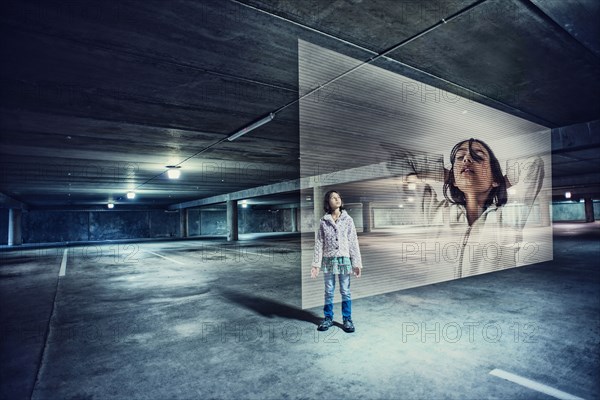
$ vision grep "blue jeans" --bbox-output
[323,272,352,319]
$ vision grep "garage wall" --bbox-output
[17,210,179,244]
[552,200,600,222]
[187,207,294,236]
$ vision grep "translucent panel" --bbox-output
[299,40,553,309]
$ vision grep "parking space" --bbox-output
[1,227,598,399]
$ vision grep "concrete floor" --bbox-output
[1,223,599,400]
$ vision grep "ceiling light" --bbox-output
[127,191,136,199]
[166,165,181,179]
[241,200,248,208]
[407,183,417,191]
[107,203,114,209]
[508,187,517,196]
[227,113,275,141]
[564,191,571,199]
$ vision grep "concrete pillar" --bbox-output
[362,201,372,233]
[291,208,298,232]
[227,200,238,241]
[313,186,324,230]
[539,195,551,227]
[8,208,22,246]
[198,210,202,236]
[180,209,188,238]
[584,197,595,223]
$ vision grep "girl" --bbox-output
[415,138,544,278]
[311,190,362,333]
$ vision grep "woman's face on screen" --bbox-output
[452,141,498,196]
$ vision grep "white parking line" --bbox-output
[201,245,272,258]
[59,249,68,277]
[144,251,186,265]
[489,369,586,400]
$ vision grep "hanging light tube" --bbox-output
[227,113,275,141]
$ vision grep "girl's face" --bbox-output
[328,192,342,211]
[452,141,499,196]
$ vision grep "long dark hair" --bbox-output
[323,190,345,213]
[443,138,507,209]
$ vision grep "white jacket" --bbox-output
[312,210,363,269]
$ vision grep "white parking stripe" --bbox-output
[59,249,68,277]
[489,369,585,400]
[145,251,186,265]
[201,245,271,258]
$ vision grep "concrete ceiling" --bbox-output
[1,0,599,210]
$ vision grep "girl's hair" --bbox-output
[323,190,345,213]
[443,138,507,209]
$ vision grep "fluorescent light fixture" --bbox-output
[565,191,571,199]
[127,191,136,199]
[227,113,275,141]
[107,203,114,209]
[166,165,181,179]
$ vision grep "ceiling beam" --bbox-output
[168,159,413,209]
[0,192,28,210]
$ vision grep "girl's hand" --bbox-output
[353,267,362,278]
[311,266,320,279]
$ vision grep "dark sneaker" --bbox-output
[317,317,333,331]
[342,318,355,333]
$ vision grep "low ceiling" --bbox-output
[1,0,599,210]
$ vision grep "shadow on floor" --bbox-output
[218,287,323,326]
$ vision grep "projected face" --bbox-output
[452,141,499,198]
[445,139,507,210]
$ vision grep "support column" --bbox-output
[362,201,372,233]
[291,208,298,232]
[584,197,595,223]
[227,200,238,241]
[198,210,202,236]
[180,209,188,238]
[8,208,22,246]
[313,186,324,230]
[539,195,551,227]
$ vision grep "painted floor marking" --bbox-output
[489,369,585,400]
[144,251,186,265]
[201,245,274,258]
[59,249,68,277]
